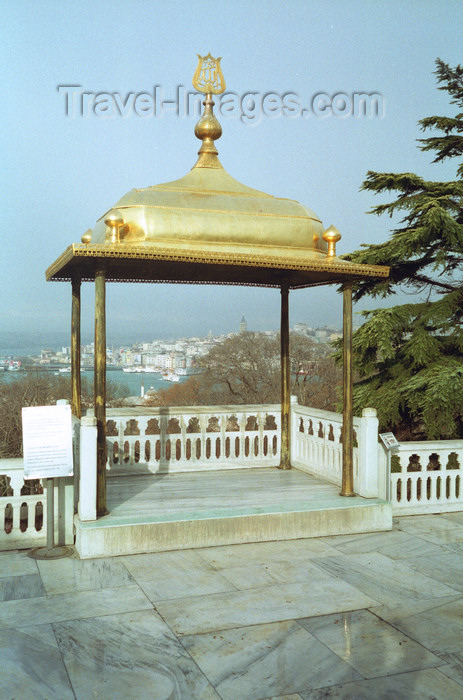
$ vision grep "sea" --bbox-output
[0,367,188,397]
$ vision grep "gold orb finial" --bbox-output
[104,210,125,244]
[322,225,342,257]
[81,229,92,245]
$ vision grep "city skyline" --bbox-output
[0,317,343,357]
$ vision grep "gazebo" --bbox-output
[46,55,389,520]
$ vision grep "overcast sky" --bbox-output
[1,0,462,349]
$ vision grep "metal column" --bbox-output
[279,282,291,469]
[341,283,355,496]
[71,273,81,419]
[95,268,107,516]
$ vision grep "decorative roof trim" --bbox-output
[46,243,389,283]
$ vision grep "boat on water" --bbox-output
[122,366,160,373]
[5,361,21,371]
[162,372,180,382]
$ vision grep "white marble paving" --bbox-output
[0,550,38,577]
[0,625,74,699]
[121,549,237,601]
[438,652,463,687]
[182,620,362,699]
[156,578,378,636]
[0,573,45,601]
[211,561,288,589]
[0,584,151,629]
[438,511,463,525]
[400,551,463,592]
[219,557,345,591]
[396,514,463,544]
[37,555,135,594]
[441,541,463,554]
[298,609,443,678]
[369,593,462,625]
[106,468,346,520]
[1,511,462,699]
[373,596,463,654]
[19,622,60,648]
[198,539,342,591]
[198,537,340,569]
[300,667,463,699]
[312,551,460,606]
[54,610,220,700]
[320,527,449,559]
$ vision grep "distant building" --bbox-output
[239,315,248,333]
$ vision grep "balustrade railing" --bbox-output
[390,440,463,514]
[291,402,380,497]
[105,405,281,473]
[3,400,462,547]
[0,458,73,550]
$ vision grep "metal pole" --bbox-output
[279,281,291,469]
[28,472,73,559]
[95,267,107,516]
[71,273,82,418]
[341,283,355,496]
[46,478,55,549]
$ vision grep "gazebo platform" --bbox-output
[75,467,392,559]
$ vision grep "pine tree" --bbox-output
[344,59,463,439]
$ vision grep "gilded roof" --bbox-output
[46,59,389,288]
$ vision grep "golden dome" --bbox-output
[46,57,389,288]
[89,155,327,264]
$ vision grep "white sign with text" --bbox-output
[22,405,74,479]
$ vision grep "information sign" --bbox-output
[379,432,399,450]
[22,405,74,479]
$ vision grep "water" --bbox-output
[106,370,189,396]
[0,367,189,397]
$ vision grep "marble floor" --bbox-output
[75,468,391,557]
[2,512,463,699]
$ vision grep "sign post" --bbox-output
[379,432,399,502]
[22,402,74,559]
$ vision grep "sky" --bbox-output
[1,0,462,350]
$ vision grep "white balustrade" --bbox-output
[0,458,73,550]
[291,402,380,498]
[390,440,463,514]
[104,405,281,474]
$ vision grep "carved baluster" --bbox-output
[199,415,208,464]
[257,412,264,460]
[239,413,246,460]
[179,415,187,465]
[12,501,22,535]
[218,412,226,464]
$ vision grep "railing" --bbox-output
[291,402,379,498]
[0,458,74,550]
[104,405,281,474]
[4,399,462,546]
[389,440,463,515]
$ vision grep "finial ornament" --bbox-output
[322,225,342,257]
[104,210,125,244]
[193,53,226,94]
[81,229,92,245]
[192,53,225,168]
